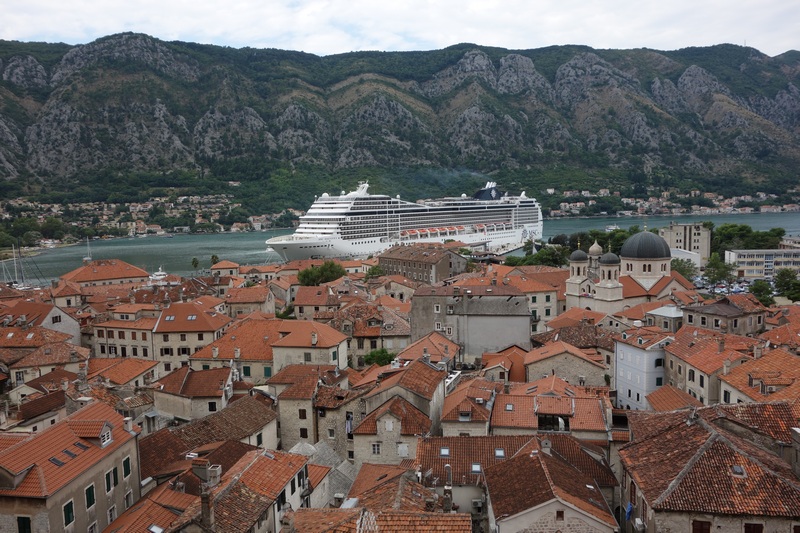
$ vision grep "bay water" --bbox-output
[15,211,800,285]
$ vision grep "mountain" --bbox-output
[1,33,799,211]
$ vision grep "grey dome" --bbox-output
[569,249,588,262]
[599,252,620,265]
[620,231,671,259]
[589,241,603,255]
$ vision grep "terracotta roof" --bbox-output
[106,482,197,533]
[348,463,408,498]
[156,366,231,398]
[307,462,332,490]
[482,345,528,382]
[268,320,348,348]
[366,359,446,401]
[315,385,369,409]
[531,323,615,352]
[413,284,523,297]
[154,301,232,333]
[356,474,439,513]
[0,402,137,498]
[545,307,608,329]
[18,390,66,420]
[614,325,672,349]
[396,332,458,364]
[441,377,501,422]
[759,323,800,349]
[485,440,616,527]
[490,393,607,432]
[139,395,277,480]
[0,326,72,348]
[190,317,286,363]
[646,384,703,411]
[0,301,59,328]
[612,301,674,321]
[523,340,606,369]
[25,367,77,393]
[621,404,800,516]
[61,259,149,283]
[410,435,535,486]
[212,260,240,269]
[224,284,270,304]
[292,508,360,533]
[718,348,800,402]
[87,357,158,385]
[352,396,431,436]
[10,342,89,369]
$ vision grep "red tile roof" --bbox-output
[646,384,703,412]
[545,307,608,329]
[156,366,231,398]
[621,404,800,516]
[10,342,89,369]
[396,332,459,364]
[61,259,149,283]
[87,357,158,385]
[154,301,232,333]
[353,396,431,436]
[366,359,447,401]
[523,340,606,369]
[0,402,137,498]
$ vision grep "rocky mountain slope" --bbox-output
[1,33,799,203]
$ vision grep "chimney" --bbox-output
[192,458,211,481]
[443,463,453,513]
[51,279,58,289]
[124,417,133,433]
[234,347,241,359]
[212,346,219,359]
[311,332,318,346]
[69,350,78,363]
[754,345,763,359]
[504,382,510,394]
[723,358,731,376]
[333,493,344,507]
[541,438,552,455]
[200,487,214,529]
[422,347,430,364]
[718,337,725,353]
[62,378,69,391]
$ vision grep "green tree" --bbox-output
[774,269,800,301]
[364,265,386,280]
[704,252,736,290]
[530,245,569,267]
[298,261,347,286]
[364,348,396,366]
[749,279,775,306]
[191,257,199,272]
[211,254,220,266]
[671,258,698,281]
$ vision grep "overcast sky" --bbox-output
[2,1,797,58]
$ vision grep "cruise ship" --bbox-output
[266,182,543,261]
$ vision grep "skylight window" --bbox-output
[187,315,197,320]
[63,449,77,459]
[440,447,450,457]
[49,457,65,467]
[26,333,34,339]
[495,448,505,458]
[505,403,513,411]
[471,463,481,473]
[165,315,175,321]
[75,442,89,450]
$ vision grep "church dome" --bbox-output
[620,231,671,259]
[589,240,603,255]
[599,252,620,265]
[569,249,588,262]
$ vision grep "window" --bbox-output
[208,401,217,412]
[198,333,204,341]
[545,294,551,303]
[131,332,137,341]
[691,521,711,533]
[328,428,335,439]
[434,322,442,331]
[678,365,682,375]
[723,390,731,403]
[471,463,481,473]
[142,332,147,341]
[85,483,96,508]
[743,525,763,533]
[243,366,251,377]
[98,330,105,338]
[700,316,707,326]
[299,409,307,419]
[699,375,705,388]
[202,364,210,370]
[125,491,133,509]
[654,358,663,367]
[495,448,505,458]
[63,500,75,527]
[123,457,131,478]
[656,377,663,386]
[17,517,32,533]
[100,430,112,447]
[107,506,116,524]
[264,367,272,378]
[434,304,441,313]
[556,510,564,521]
[300,428,308,439]
[180,333,187,341]
[372,443,381,455]
[108,330,114,339]
[440,447,450,457]
[164,363,171,372]
[52,315,62,324]
[304,352,312,362]
[688,369,695,382]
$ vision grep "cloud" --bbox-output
[2,0,797,57]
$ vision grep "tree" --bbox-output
[774,269,800,301]
[191,257,199,272]
[749,279,775,306]
[704,252,736,289]
[210,254,220,266]
[299,261,347,286]
[364,265,386,280]
[530,245,569,267]
[364,348,396,366]
[671,258,698,281]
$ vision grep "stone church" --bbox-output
[565,231,694,315]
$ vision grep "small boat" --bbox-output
[605,224,621,232]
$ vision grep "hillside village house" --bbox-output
[153,366,234,422]
[59,258,150,288]
[223,284,275,317]
[351,396,431,468]
[1,300,81,345]
[377,244,467,284]
[614,326,673,410]
[92,303,159,359]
